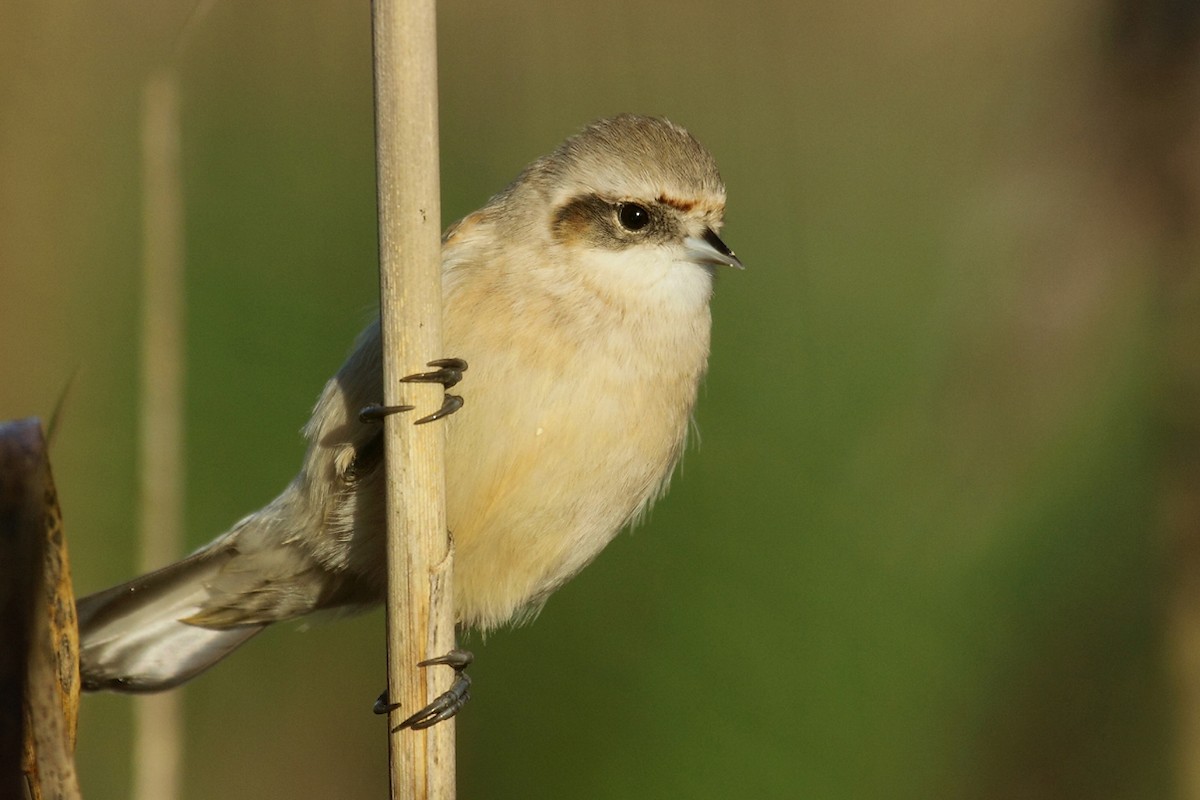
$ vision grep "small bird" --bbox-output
[77,114,741,724]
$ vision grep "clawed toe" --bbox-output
[412,393,463,425]
[359,403,415,423]
[400,358,467,390]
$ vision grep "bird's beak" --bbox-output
[685,228,744,270]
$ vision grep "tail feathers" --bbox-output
[77,546,266,693]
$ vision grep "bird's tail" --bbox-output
[76,543,266,693]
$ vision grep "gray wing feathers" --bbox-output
[77,325,388,692]
[77,545,265,692]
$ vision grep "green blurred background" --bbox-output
[3,1,1198,797]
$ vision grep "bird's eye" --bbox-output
[617,203,651,232]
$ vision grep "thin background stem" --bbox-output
[134,69,185,800]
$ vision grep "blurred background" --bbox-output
[3,0,1199,797]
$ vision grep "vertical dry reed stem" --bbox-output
[370,0,456,798]
[134,70,186,800]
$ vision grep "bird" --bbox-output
[76,114,741,725]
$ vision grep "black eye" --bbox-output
[617,203,651,232]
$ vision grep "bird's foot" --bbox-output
[373,648,474,731]
[359,358,468,425]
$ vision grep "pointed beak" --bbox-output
[684,228,744,270]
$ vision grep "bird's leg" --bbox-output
[373,648,474,731]
[359,358,468,425]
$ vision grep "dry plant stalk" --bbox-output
[0,418,81,800]
[370,0,457,798]
[133,68,186,800]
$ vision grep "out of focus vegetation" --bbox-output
[2,1,1197,798]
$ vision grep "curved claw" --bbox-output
[417,649,474,670]
[359,403,415,424]
[373,690,394,716]
[413,394,463,425]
